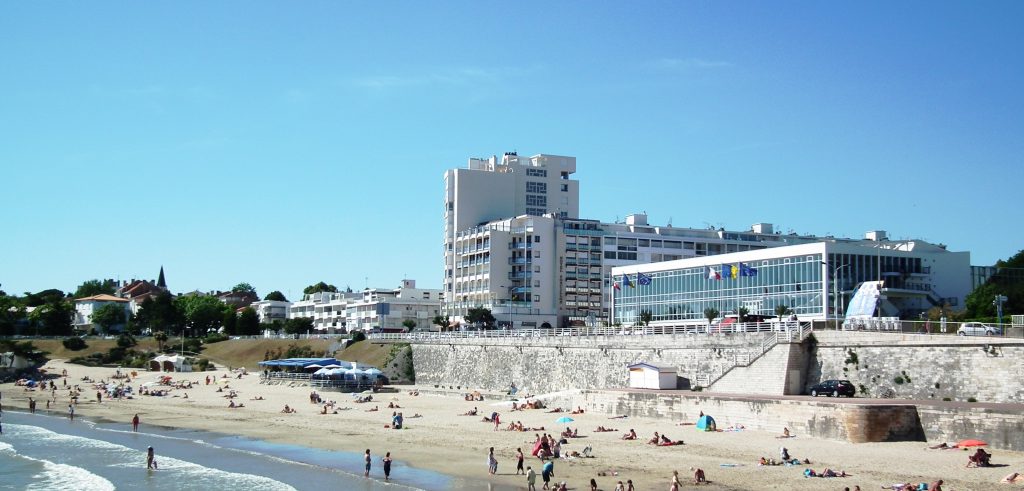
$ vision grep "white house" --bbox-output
[74,294,132,333]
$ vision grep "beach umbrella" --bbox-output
[323,364,342,369]
[363,368,383,376]
[958,439,988,447]
[555,416,575,424]
[306,364,325,369]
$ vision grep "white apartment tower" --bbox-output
[443,153,579,320]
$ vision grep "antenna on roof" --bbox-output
[667,216,673,227]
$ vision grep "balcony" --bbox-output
[508,271,533,280]
[509,257,532,265]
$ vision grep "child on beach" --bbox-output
[364,449,371,477]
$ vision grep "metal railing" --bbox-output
[695,323,814,388]
[366,321,809,342]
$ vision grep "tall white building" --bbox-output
[444,152,579,309]
[442,152,975,329]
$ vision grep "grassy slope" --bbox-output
[32,338,161,360]
[334,341,394,368]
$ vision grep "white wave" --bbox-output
[24,457,116,491]
[0,440,14,453]
[10,423,296,491]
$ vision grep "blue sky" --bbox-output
[2,1,1021,298]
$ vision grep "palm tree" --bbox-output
[737,306,750,323]
[703,307,720,327]
[639,310,653,327]
[774,305,792,320]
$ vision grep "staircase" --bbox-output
[694,323,812,390]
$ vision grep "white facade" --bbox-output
[444,152,579,313]
[288,281,441,333]
[74,294,132,333]
[250,300,291,325]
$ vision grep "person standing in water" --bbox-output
[382,452,392,481]
[364,449,371,477]
[146,446,156,470]
[132,414,140,432]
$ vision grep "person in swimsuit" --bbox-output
[382,452,392,481]
[132,414,140,432]
[364,449,371,477]
[516,447,525,474]
[146,446,156,470]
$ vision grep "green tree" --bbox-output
[237,307,261,336]
[135,292,183,335]
[465,306,496,329]
[264,290,288,302]
[737,306,750,323]
[775,304,792,319]
[91,303,127,334]
[703,307,720,326]
[232,282,257,295]
[74,279,117,298]
[402,319,418,331]
[303,282,338,295]
[964,249,1024,319]
[29,299,74,336]
[154,331,168,352]
[639,310,653,327]
[432,314,451,331]
[222,309,238,336]
[176,294,229,335]
[0,295,25,336]
[23,289,66,308]
[283,316,313,335]
[0,340,48,365]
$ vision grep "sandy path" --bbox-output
[2,360,1020,490]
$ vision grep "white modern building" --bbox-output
[249,299,291,325]
[74,294,132,333]
[287,280,442,333]
[611,240,971,326]
[442,151,976,329]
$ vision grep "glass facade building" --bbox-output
[614,251,825,325]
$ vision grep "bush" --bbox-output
[967,397,978,403]
[204,332,229,344]
[894,376,905,385]
[350,331,366,343]
[193,358,211,371]
[62,337,88,351]
[117,333,137,348]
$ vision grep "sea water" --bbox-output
[0,410,507,490]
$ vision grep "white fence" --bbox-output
[367,322,805,343]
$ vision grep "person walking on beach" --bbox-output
[526,466,537,491]
[146,446,156,470]
[541,460,554,489]
[488,447,498,475]
[364,449,371,477]
[68,404,74,421]
[516,447,525,474]
[132,414,140,432]
[382,452,392,481]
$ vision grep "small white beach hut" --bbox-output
[627,362,678,390]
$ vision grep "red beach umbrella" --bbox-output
[957,439,988,448]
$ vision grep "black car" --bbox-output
[808,380,856,397]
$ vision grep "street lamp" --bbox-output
[822,261,850,330]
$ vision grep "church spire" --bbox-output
[157,266,167,289]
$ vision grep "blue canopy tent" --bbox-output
[696,414,717,432]
[259,358,339,371]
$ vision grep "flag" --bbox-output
[725,264,738,279]
[740,263,758,277]
[637,272,652,286]
[706,266,721,280]
[613,281,621,291]
[622,274,634,288]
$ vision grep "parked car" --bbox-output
[957,322,1002,336]
[808,379,856,397]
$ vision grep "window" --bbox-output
[664,240,682,249]
[526,181,547,193]
[638,239,650,247]
[533,251,541,258]
[534,235,540,243]
[526,207,546,215]
[534,265,541,272]
[604,251,616,259]
[560,184,569,192]
[526,168,547,177]
[526,194,547,207]
[533,295,540,302]
[533,280,540,287]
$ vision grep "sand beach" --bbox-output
[3,359,1021,490]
